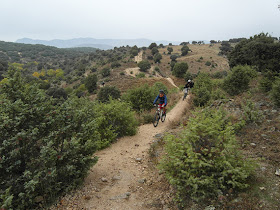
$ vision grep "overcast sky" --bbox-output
[0,0,279,42]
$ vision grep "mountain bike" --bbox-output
[183,87,190,101]
[153,104,166,127]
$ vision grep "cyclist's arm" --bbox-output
[164,95,167,106]
[153,95,159,104]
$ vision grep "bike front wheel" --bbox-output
[161,111,166,122]
[153,112,160,127]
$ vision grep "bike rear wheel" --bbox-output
[153,112,160,127]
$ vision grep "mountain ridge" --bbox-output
[16,37,181,50]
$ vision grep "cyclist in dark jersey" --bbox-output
[153,90,167,114]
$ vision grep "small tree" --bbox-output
[181,45,190,56]
[170,54,178,62]
[97,86,121,103]
[167,47,173,54]
[151,47,159,55]
[84,74,98,93]
[153,53,162,63]
[138,60,151,72]
[172,62,188,78]
[149,43,157,49]
[223,65,256,96]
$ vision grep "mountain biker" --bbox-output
[183,79,194,100]
[153,90,167,114]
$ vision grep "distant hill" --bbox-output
[16,38,181,49]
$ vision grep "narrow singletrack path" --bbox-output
[53,82,190,210]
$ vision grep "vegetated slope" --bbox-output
[157,43,229,77]
[0,41,95,63]
[51,90,190,210]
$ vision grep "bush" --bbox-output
[151,82,168,97]
[94,99,138,149]
[167,47,173,54]
[46,87,68,99]
[149,43,157,49]
[181,45,190,56]
[242,100,264,124]
[211,88,227,100]
[151,47,159,55]
[0,70,99,209]
[97,86,121,103]
[84,74,98,93]
[223,65,256,96]
[159,108,256,206]
[111,61,121,68]
[192,73,212,106]
[153,53,162,63]
[205,61,211,66]
[101,67,111,77]
[212,71,228,79]
[170,55,178,61]
[184,72,194,81]
[137,60,151,72]
[122,84,154,113]
[172,62,189,78]
[270,77,280,107]
[136,72,145,78]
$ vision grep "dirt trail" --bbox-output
[135,51,143,63]
[53,80,189,210]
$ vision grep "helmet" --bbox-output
[159,89,165,94]
[188,79,191,82]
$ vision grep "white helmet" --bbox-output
[188,79,191,82]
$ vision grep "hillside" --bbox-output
[1,36,280,209]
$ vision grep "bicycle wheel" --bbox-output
[153,112,160,127]
[161,110,166,122]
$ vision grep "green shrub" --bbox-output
[136,72,145,78]
[122,84,154,113]
[153,53,162,63]
[120,72,125,76]
[97,86,121,103]
[242,100,264,124]
[84,74,98,93]
[270,77,280,107]
[172,62,189,78]
[259,71,279,92]
[111,61,121,68]
[0,70,99,209]
[211,88,227,100]
[212,71,228,79]
[192,73,212,106]
[101,67,111,77]
[223,65,256,96]
[205,61,211,66]
[137,60,151,72]
[151,82,168,97]
[159,108,256,206]
[94,99,138,149]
